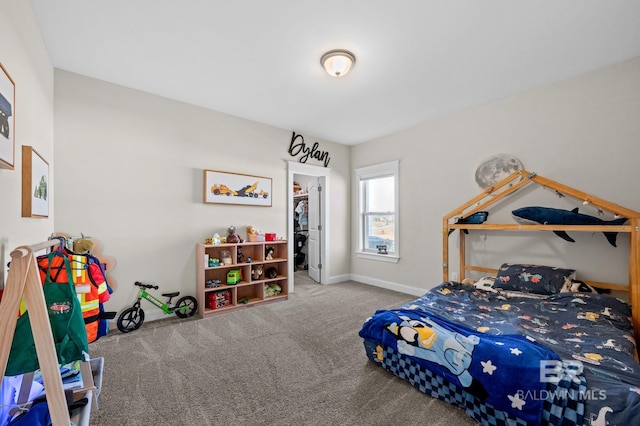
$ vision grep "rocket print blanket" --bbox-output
[359,282,640,425]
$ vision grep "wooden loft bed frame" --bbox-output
[442,170,640,344]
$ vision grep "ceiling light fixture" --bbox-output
[320,49,356,77]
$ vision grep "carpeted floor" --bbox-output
[88,272,476,425]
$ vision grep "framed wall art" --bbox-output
[22,146,49,218]
[203,169,272,207]
[0,62,15,169]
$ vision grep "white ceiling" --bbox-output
[29,0,640,145]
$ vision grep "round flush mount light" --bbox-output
[320,49,356,77]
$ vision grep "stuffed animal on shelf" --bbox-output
[265,246,275,260]
[265,283,282,297]
[252,265,263,281]
[266,267,278,279]
[247,225,265,242]
[226,226,243,243]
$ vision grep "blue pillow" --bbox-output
[494,263,576,295]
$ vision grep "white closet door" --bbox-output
[307,178,321,282]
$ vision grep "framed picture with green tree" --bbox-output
[22,146,49,218]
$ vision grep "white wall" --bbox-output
[53,70,350,317]
[0,0,54,284]
[351,57,640,295]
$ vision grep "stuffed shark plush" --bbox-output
[512,206,627,247]
[448,211,489,236]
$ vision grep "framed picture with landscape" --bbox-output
[0,62,15,169]
[22,146,49,218]
[203,169,272,207]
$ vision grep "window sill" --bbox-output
[356,251,400,263]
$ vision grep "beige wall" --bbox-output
[0,0,54,284]
[53,70,350,317]
[351,57,640,295]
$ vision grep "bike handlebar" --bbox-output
[134,281,159,290]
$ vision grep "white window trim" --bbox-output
[356,251,400,263]
[355,160,399,263]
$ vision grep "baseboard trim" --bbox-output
[325,274,351,285]
[348,274,425,297]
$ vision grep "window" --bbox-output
[355,160,399,262]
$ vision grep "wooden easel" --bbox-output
[0,240,71,425]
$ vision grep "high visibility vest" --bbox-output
[69,254,101,342]
[71,254,113,342]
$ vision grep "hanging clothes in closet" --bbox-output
[295,198,308,229]
[293,196,309,270]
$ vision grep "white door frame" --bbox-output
[287,161,330,292]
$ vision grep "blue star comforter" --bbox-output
[359,282,640,425]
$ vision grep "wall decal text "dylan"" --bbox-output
[288,132,331,167]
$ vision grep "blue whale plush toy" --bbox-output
[512,206,627,247]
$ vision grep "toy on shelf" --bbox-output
[206,290,231,310]
[266,267,278,279]
[265,283,282,297]
[227,269,241,285]
[206,279,221,288]
[252,265,264,281]
[265,246,275,260]
[247,225,265,242]
[226,226,243,243]
[204,233,223,245]
[221,250,232,265]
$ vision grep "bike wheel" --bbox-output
[174,296,198,318]
[117,306,145,333]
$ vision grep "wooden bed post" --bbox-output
[443,218,449,282]
[0,241,71,426]
[630,218,640,346]
[459,230,466,281]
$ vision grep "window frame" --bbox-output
[355,160,400,263]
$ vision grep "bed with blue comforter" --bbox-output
[359,281,640,425]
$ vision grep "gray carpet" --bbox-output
[89,272,476,425]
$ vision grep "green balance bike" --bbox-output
[117,281,198,333]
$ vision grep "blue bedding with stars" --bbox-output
[359,282,640,425]
[360,308,560,424]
